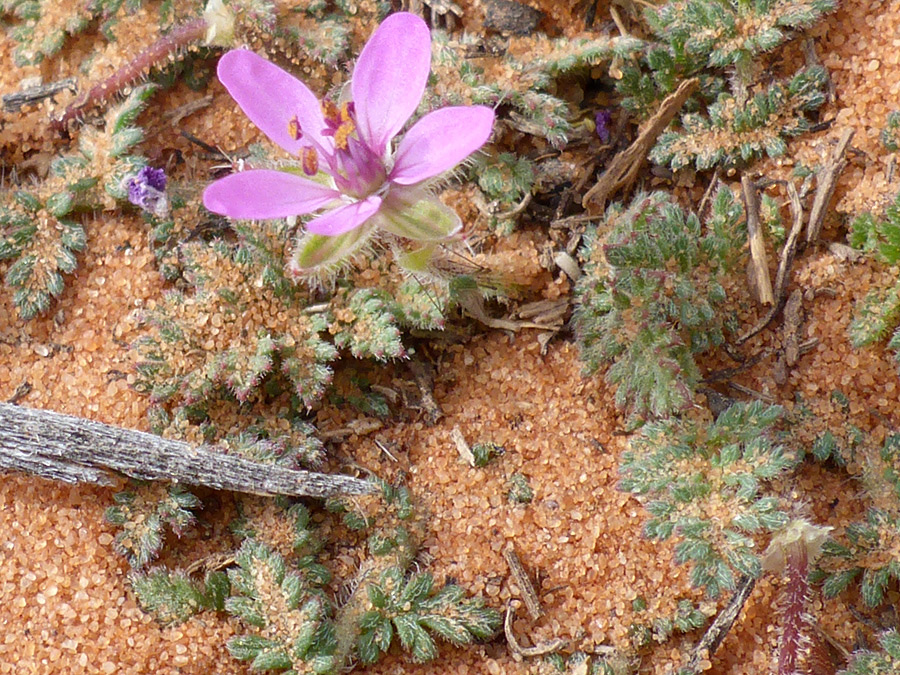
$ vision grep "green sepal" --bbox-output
[397,244,437,273]
[378,189,462,242]
[291,222,374,272]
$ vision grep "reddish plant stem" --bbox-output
[52,18,208,135]
[779,543,810,675]
[778,542,835,675]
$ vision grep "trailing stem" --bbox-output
[763,519,833,675]
[52,18,208,134]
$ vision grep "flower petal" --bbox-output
[377,187,461,241]
[216,50,331,156]
[305,195,382,236]
[351,13,431,156]
[390,106,495,185]
[290,223,376,273]
[203,170,340,219]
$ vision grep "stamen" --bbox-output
[333,121,355,150]
[320,98,356,150]
[321,99,340,124]
[287,115,302,141]
[301,147,319,176]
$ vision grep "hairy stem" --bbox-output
[53,18,208,134]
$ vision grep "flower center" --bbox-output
[286,99,386,199]
[320,99,356,150]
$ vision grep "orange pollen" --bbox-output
[301,147,319,176]
[287,116,301,141]
[321,99,340,121]
[333,120,355,150]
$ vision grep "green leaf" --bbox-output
[225,596,266,627]
[861,568,890,607]
[400,573,433,605]
[204,571,230,611]
[358,613,393,657]
[14,190,42,212]
[45,191,74,217]
[251,647,293,670]
[420,615,470,645]
[111,83,158,135]
[367,583,388,610]
[356,628,381,664]
[393,614,437,662]
[822,568,859,598]
[130,568,208,625]
[227,634,276,661]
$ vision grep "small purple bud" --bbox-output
[594,109,612,144]
[127,166,169,217]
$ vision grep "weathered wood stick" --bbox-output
[741,176,775,306]
[736,180,807,345]
[774,181,806,302]
[806,128,855,244]
[582,78,699,212]
[682,574,756,673]
[0,403,377,498]
[504,542,543,621]
[3,77,77,112]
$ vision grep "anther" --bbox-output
[321,99,340,124]
[301,147,319,176]
[287,115,302,141]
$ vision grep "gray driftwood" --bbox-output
[0,403,376,498]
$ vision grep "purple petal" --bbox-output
[351,13,431,156]
[203,170,340,219]
[305,196,382,236]
[216,50,331,156]
[389,106,495,185]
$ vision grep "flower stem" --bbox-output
[778,541,810,675]
[762,519,834,675]
[52,18,209,135]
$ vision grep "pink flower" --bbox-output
[202,12,495,272]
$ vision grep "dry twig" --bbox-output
[450,426,476,467]
[682,575,756,673]
[774,181,806,302]
[741,176,775,306]
[806,128,855,244]
[504,601,566,660]
[736,132,852,346]
[504,542,543,621]
[3,77,77,113]
[736,179,807,345]
[582,78,698,211]
[0,403,376,498]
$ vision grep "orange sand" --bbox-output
[3,0,900,673]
